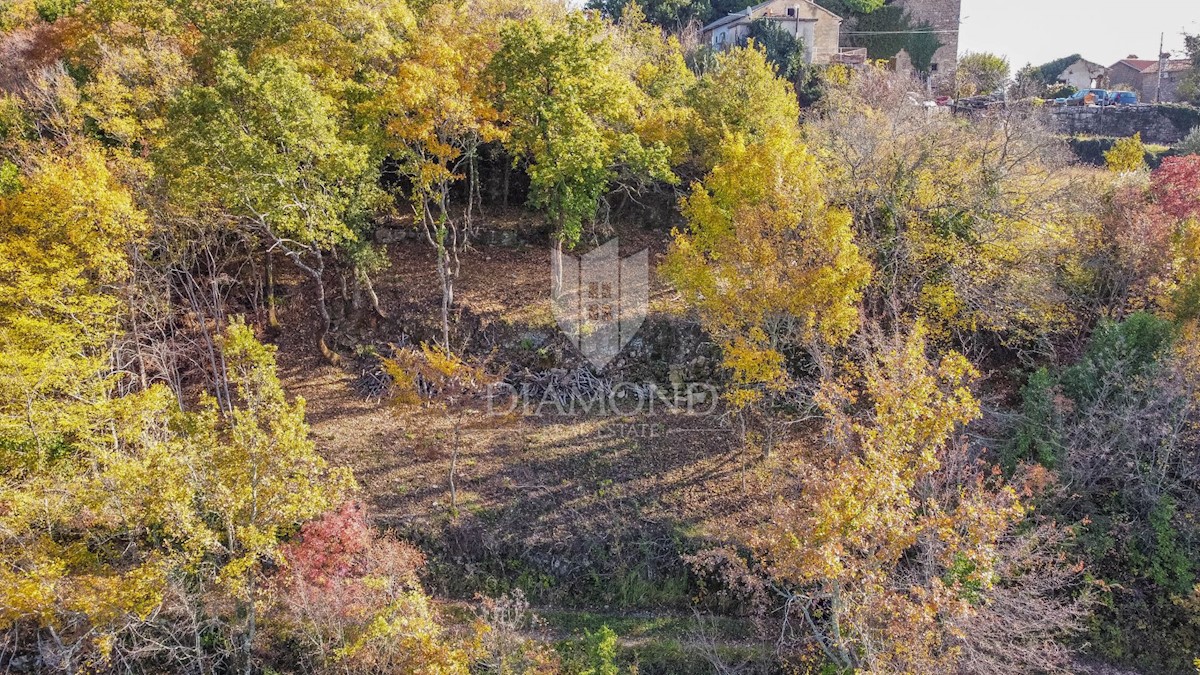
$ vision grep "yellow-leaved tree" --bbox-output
[187,319,355,670]
[686,45,802,172]
[489,11,675,249]
[382,343,497,517]
[0,152,355,670]
[0,147,180,668]
[808,67,1080,345]
[0,147,143,448]
[663,127,869,432]
[1105,132,1147,173]
[384,0,504,351]
[747,326,1066,673]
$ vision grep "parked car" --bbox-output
[1101,90,1139,106]
[1062,88,1109,106]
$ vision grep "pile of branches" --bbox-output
[503,366,655,409]
[353,357,394,402]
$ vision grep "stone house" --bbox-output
[891,0,960,84]
[1056,57,1107,90]
[1108,56,1193,103]
[700,0,842,65]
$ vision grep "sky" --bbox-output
[958,0,1198,70]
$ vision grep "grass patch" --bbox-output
[546,610,773,675]
[539,608,754,643]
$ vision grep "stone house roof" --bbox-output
[1111,58,1158,72]
[701,0,842,33]
[1111,58,1191,74]
[1142,60,1192,74]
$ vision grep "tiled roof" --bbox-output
[702,0,841,32]
[701,5,754,32]
[1112,59,1157,72]
[1142,59,1193,74]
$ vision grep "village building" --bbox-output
[702,0,962,83]
[700,0,843,65]
[1108,56,1193,103]
[890,0,960,83]
[1056,57,1107,90]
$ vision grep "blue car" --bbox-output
[1061,88,1109,106]
[1102,90,1139,106]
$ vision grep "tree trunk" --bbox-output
[437,242,451,352]
[337,266,353,321]
[313,272,341,366]
[740,413,748,493]
[450,413,462,516]
[265,249,281,329]
[129,303,149,391]
[502,162,510,207]
[276,242,339,365]
[362,273,387,319]
[242,585,256,675]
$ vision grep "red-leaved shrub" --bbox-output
[1152,155,1200,222]
[265,502,473,674]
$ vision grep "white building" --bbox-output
[700,0,843,65]
[1056,58,1107,90]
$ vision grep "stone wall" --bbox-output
[892,0,960,84]
[1046,105,1200,145]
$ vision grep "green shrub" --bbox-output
[0,160,19,196]
[1060,312,1175,404]
[1006,367,1063,469]
[34,0,76,21]
[1181,126,1200,156]
[581,626,620,675]
[1069,137,1178,168]
[1045,84,1076,99]
[558,625,621,675]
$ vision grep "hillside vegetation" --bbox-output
[1,0,1200,673]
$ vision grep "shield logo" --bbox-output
[551,239,648,369]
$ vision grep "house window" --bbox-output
[786,7,796,16]
[931,63,939,72]
[717,31,726,44]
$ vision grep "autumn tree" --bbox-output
[1092,173,1176,315]
[1077,157,1200,319]
[956,51,1010,96]
[267,502,478,673]
[808,68,1080,347]
[0,146,170,670]
[1105,133,1147,173]
[686,44,801,171]
[0,148,342,671]
[76,0,416,335]
[382,344,497,516]
[1151,154,1200,221]
[489,12,674,249]
[185,321,354,671]
[746,326,1085,672]
[608,3,696,172]
[663,126,868,463]
[0,146,144,448]
[0,148,356,671]
[159,51,383,361]
[385,1,503,351]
